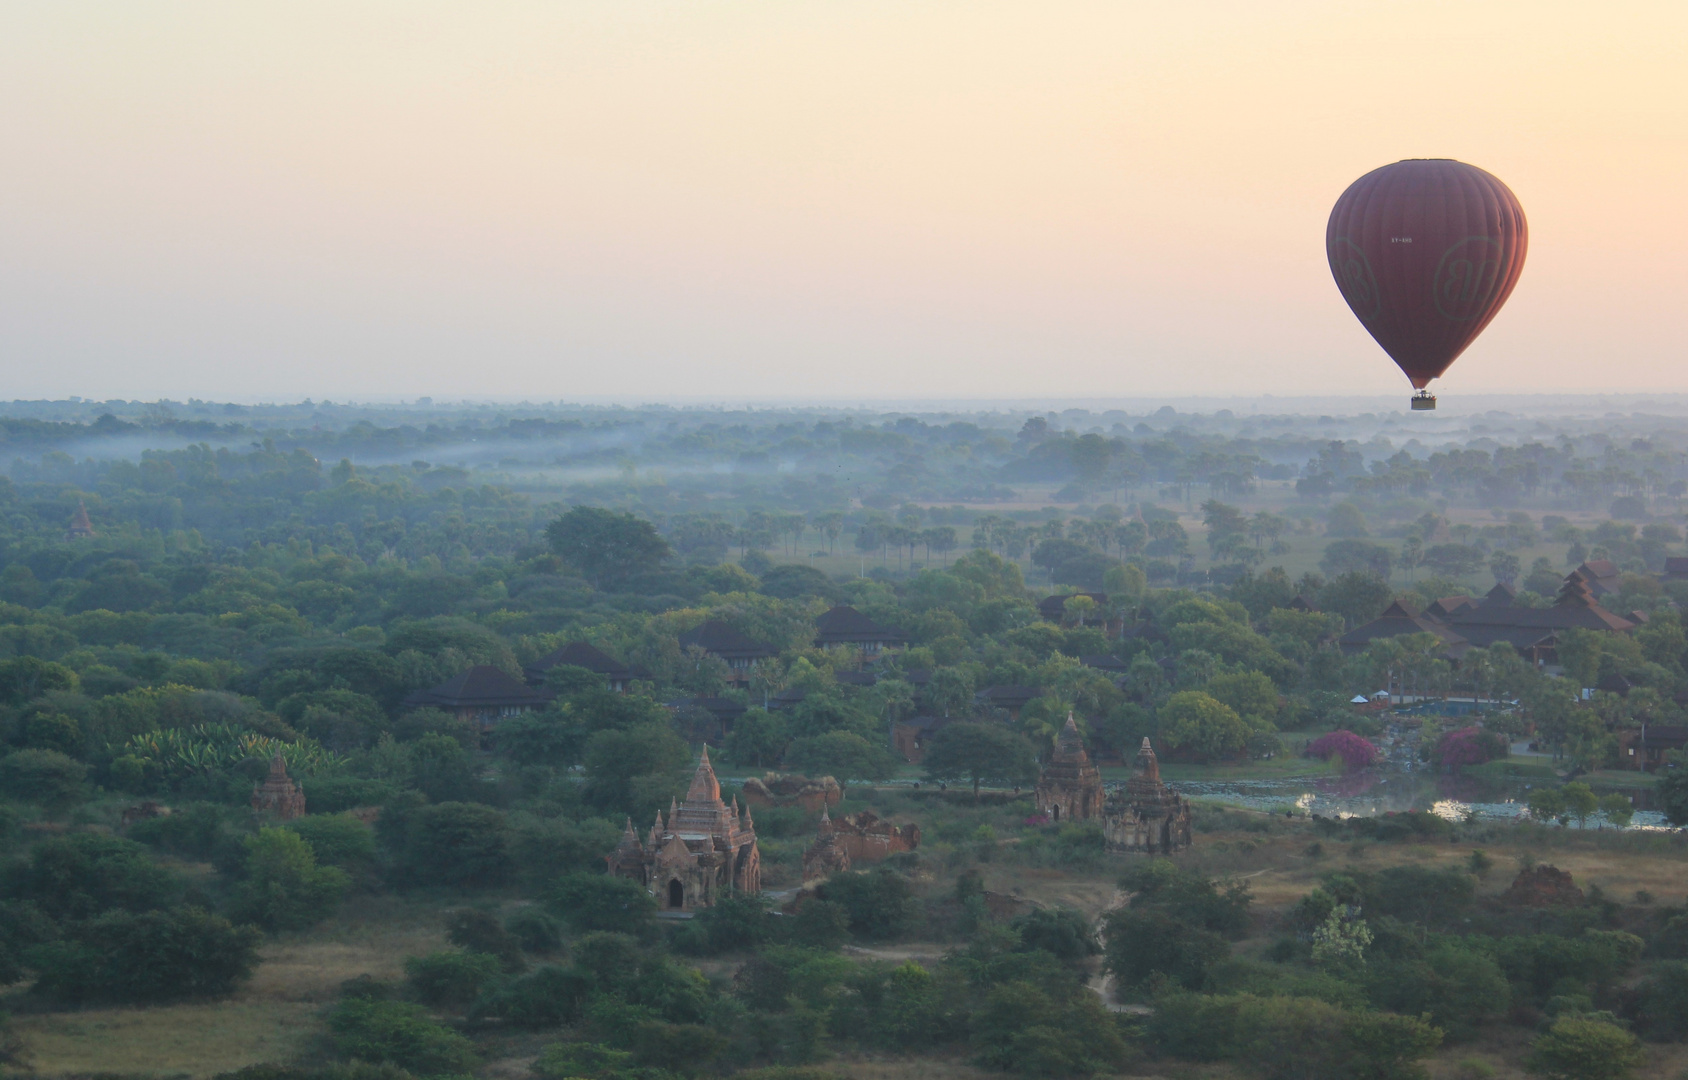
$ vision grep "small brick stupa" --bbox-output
[251,751,306,819]
[66,500,96,540]
[1035,714,1105,822]
[801,806,851,882]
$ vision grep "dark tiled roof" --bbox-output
[1569,560,1621,595]
[1665,556,1688,577]
[1343,584,1637,657]
[835,671,879,687]
[1079,654,1130,673]
[1339,601,1468,654]
[678,620,776,660]
[525,641,631,682]
[814,605,906,645]
[405,665,553,709]
[767,688,809,711]
[1477,583,1517,607]
[1425,595,1475,619]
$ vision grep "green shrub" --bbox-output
[1235,994,1442,1080]
[504,907,562,953]
[1145,991,1242,1060]
[547,873,657,934]
[4,832,182,917]
[472,964,592,1029]
[1493,930,1643,1003]
[286,814,377,865]
[0,899,55,985]
[300,777,402,815]
[814,869,922,941]
[402,949,502,1010]
[1525,1015,1645,1080]
[672,891,773,955]
[1010,908,1099,964]
[509,815,623,883]
[0,749,86,807]
[1366,942,1511,1041]
[127,801,246,861]
[212,1065,416,1080]
[1635,960,1688,1042]
[326,998,479,1076]
[1119,860,1251,936]
[443,908,523,968]
[573,932,643,997]
[532,1041,667,1080]
[398,802,511,887]
[29,906,262,1004]
[232,828,350,931]
[789,899,850,950]
[969,979,1133,1077]
[1147,992,1441,1078]
[1103,909,1229,992]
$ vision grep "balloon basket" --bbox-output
[1410,392,1437,411]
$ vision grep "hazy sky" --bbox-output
[2,2,1684,403]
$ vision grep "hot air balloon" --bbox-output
[1326,159,1527,410]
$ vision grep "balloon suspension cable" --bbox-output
[1410,390,1437,411]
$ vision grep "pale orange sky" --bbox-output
[1,2,1683,402]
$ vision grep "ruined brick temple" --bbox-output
[1103,737,1191,855]
[1035,714,1105,822]
[801,808,920,881]
[740,772,842,813]
[251,752,306,820]
[608,746,761,911]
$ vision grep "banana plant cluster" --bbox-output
[122,723,344,782]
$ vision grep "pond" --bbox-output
[1138,723,1675,830]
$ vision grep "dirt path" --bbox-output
[1085,887,1131,1012]
[842,943,948,963]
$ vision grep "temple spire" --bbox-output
[1138,737,1161,783]
[685,744,722,804]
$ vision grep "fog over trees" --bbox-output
[2,396,1688,1080]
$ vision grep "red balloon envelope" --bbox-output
[1326,159,1527,402]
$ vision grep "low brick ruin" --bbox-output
[740,772,843,812]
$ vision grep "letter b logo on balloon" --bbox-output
[1433,237,1504,321]
[1328,237,1381,321]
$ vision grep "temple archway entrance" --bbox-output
[668,879,684,909]
[1052,804,1060,822]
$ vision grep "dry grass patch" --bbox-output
[11,1001,319,1079]
[4,893,466,1079]
[825,1054,1010,1080]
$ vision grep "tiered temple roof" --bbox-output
[608,746,761,909]
[1035,714,1104,821]
[1104,738,1191,855]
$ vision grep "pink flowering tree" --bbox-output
[1306,730,1379,771]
